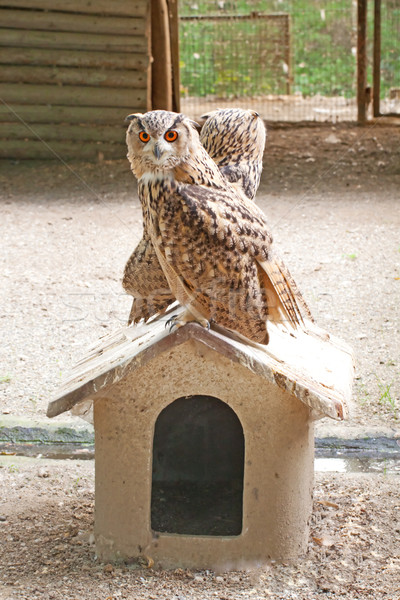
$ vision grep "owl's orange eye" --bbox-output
[164,130,178,142]
[139,131,150,143]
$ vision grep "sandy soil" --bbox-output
[0,456,399,600]
[0,122,400,599]
[1,122,399,430]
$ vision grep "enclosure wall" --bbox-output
[0,0,151,159]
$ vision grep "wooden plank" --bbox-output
[357,0,368,123]
[180,13,289,21]
[0,139,126,160]
[0,122,125,143]
[1,8,145,36]
[0,0,148,18]
[0,104,132,124]
[0,28,148,53]
[47,317,352,422]
[373,0,381,117]
[0,65,147,88]
[0,83,147,108]
[284,14,292,95]
[0,47,149,70]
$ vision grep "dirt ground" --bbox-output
[0,456,399,600]
[0,122,400,599]
[1,121,399,429]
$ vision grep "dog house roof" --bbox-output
[47,309,354,422]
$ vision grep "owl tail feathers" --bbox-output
[127,292,179,326]
[257,256,314,330]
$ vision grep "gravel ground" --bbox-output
[1,122,399,430]
[0,122,399,599]
[0,456,399,599]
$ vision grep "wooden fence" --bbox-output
[0,0,151,160]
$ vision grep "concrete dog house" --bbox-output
[47,312,353,569]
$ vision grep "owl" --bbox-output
[199,107,266,200]
[123,108,266,325]
[124,110,312,344]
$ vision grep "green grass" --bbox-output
[179,0,400,100]
[375,376,397,419]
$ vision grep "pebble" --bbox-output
[0,515,7,521]
[37,469,50,478]
[103,563,114,574]
[325,133,340,144]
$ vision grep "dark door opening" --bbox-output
[151,395,244,536]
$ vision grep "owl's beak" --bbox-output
[153,143,163,160]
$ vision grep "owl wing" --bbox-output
[122,234,175,324]
[157,183,313,330]
[123,109,266,326]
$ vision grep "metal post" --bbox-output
[357,0,368,123]
[373,0,381,117]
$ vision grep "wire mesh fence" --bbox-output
[179,0,400,122]
[379,0,400,115]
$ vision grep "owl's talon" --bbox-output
[165,312,210,333]
[165,315,178,331]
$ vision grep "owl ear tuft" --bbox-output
[125,113,144,123]
[188,119,201,132]
[250,110,260,118]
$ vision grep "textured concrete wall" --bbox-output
[94,338,314,569]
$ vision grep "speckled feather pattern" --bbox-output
[123,109,265,324]
[123,110,312,343]
[200,108,266,200]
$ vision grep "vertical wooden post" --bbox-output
[373,0,381,117]
[285,14,292,95]
[167,0,181,112]
[151,0,173,111]
[357,0,368,123]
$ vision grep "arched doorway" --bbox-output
[151,395,244,536]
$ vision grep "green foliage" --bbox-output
[179,0,399,99]
[375,376,397,419]
[343,252,358,260]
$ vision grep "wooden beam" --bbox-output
[0,65,148,88]
[0,83,147,108]
[0,122,125,143]
[357,0,368,123]
[373,0,381,117]
[0,139,126,160]
[167,0,181,112]
[285,13,292,95]
[0,47,149,71]
[0,0,148,18]
[0,104,130,124]
[0,28,148,53]
[151,0,172,111]
[1,8,144,36]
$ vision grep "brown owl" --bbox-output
[123,108,267,324]
[124,110,312,344]
[200,107,266,200]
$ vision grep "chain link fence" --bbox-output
[378,0,400,115]
[179,0,400,122]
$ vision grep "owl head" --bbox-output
[125,110,200,178]
[199,108,266,167]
